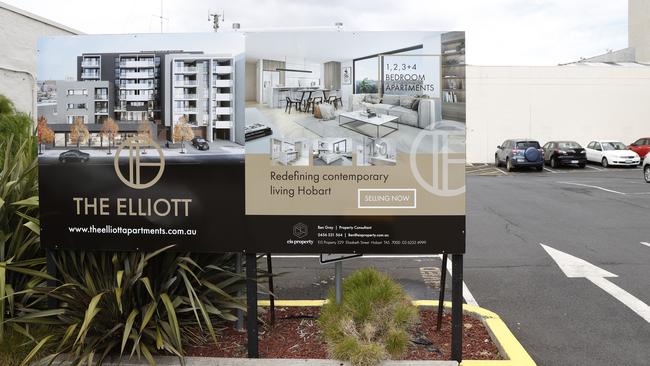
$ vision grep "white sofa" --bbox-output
[348,94,442,129]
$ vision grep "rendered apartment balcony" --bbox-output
[120,71,154,79]
[213,93,231,101]
[174,108,198,114]
[119,60,155,68]
[212,79,232,87]
[94,94,109,100]
[123,94,153,102]
[212,120,232,129]
[212,107,232,115]
[81,61,100,68]
[95,108,109,114]
[174,66,198,74]
[81,72,100,79]
[174,94,198,100]
[120,83,154,90]
[212,66,232,74]
[174,80,198,87]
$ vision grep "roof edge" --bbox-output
[0,1,83,35]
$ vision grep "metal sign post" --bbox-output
[235,253,244,331]
[436,253,448,331]
[245,253,259,358]
[266,253,276,325]
[451,254,463,362]
[335,261,343,304]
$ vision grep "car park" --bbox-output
[584,140,640,168]
[58,149,90,163]
[191,137,210,151]
[542,141,586,168]
[628,137,650,162]
[495,139,544,172]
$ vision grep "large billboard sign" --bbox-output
[244,31,466,253]
[37,31,466,254]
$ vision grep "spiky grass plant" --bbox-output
[319,268,418,366]
[9,247,246,365]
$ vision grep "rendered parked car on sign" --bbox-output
[644,158,650,183]
[191,137,209,151]
[628,137,650,161]
[495,139,544,172]
[584,140,640,168]
[542,141,586,168]
[58,149,90,163]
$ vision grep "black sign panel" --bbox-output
[39,153,245,252]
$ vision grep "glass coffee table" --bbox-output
[338,111,399,138]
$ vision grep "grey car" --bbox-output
[495,139,544,172]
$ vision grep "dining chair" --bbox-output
[285,96,302,114]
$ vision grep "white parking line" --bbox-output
[543,167,557,173]
[641,242,650,248]
[495,168,508,175]
[439,254,479,306]
[557,181,627,195]
[585,165,604,171]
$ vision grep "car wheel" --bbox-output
[494,155,500,167]
[536,165,543,172]
[645,166,650,183]
[602,157,609,168]
[550,157,558,169]
[506,158,514,172]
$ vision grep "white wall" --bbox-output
[0,3,78,116]
[284,58,320,87]
[467,65,650,163]
[245,62,257,101]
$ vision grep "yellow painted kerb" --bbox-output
[257,299,536,366]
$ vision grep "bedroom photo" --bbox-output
[312,137,353,166]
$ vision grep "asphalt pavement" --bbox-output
[269,163,650,366]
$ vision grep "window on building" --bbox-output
[67,103,87,110]
[67,89,88,96]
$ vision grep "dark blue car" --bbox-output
[495,139,544,172]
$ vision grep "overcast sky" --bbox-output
[7,0,628,65]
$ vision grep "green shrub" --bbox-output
[319,268,418,366]
[9,248,246,365]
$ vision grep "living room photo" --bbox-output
[243,30,466,155]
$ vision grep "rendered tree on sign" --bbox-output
[138,117,153,155]
[36,115,54,154]
[100,117,119,155]
[69,117,90,149]
[172,115,194,154]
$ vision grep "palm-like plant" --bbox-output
[11,248,247,366]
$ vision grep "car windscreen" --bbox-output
[602,142,627,151]
[557,141,581,149]
[516,141,540,149]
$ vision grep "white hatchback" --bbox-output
[644,158,650,183]
[584,140,640,168]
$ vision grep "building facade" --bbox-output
[164,54,235,141]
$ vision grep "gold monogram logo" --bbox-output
[114,136,165,189]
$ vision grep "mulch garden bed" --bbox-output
[186,307,501,361]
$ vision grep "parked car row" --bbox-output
[495,138,650,172]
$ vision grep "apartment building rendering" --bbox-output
[67,50,236,143]
[164,54,234,141]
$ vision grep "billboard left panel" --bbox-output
[37,33,246,252]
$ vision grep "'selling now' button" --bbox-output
[358,189,416,208]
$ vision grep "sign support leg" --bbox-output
[335,261,343,304]
[236,253,244,331]
[246,253,259,358]
[436,253,448,331]
[266,253,276,325]
[451,254,463,362]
